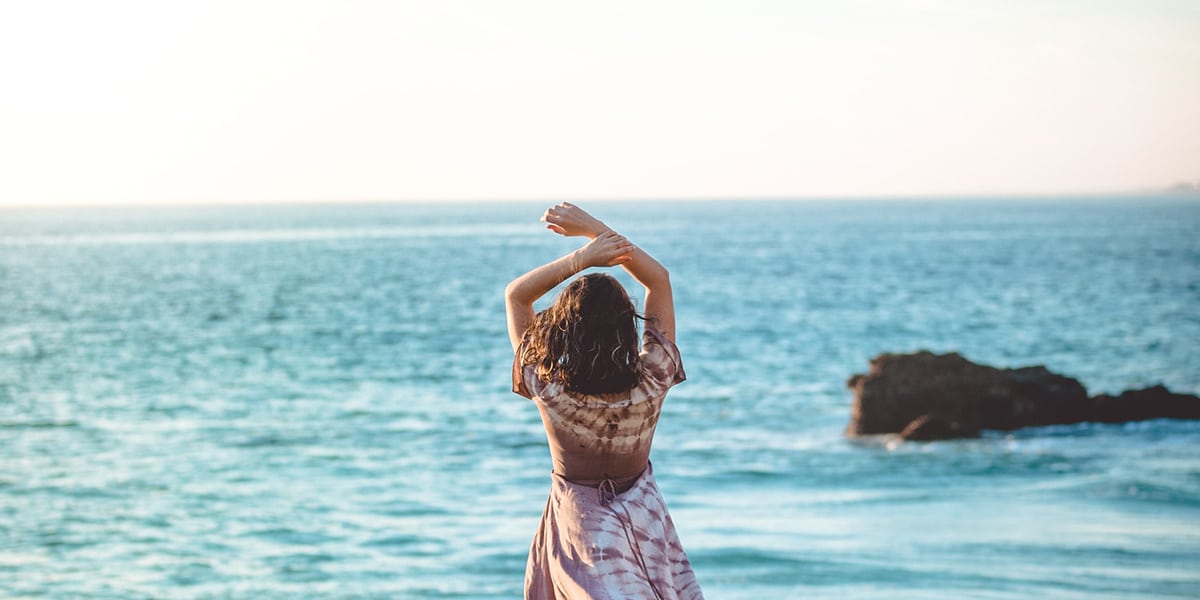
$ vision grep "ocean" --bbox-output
[2,198,1198,598]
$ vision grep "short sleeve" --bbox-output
[512,345,533,399]
[640,325,686,387]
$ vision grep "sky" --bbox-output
[1,0,1198,206]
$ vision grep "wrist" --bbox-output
[585,223,611,239]
[568,248,591,272]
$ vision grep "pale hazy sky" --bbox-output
[1,1,1198,206]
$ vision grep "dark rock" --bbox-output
[1091,385,1200,422]
[898,414,974,441]
[845,351,1199,439]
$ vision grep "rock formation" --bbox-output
[845,351,1200,441]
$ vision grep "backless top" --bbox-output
[513,326,686,483]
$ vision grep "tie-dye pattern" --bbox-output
[524,464,704,599]
[514,327,703,599]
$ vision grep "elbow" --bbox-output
[505,280,527,305]
[649,267,670,290]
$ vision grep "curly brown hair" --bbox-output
[519,273,642,395]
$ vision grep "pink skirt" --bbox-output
[524,463,704,600]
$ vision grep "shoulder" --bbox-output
[639,324,686,387]
[511,340,540,399]
[512,341,566,402]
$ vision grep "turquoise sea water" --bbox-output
[2,198,1199,598]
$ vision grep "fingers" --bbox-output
[594,230,630,248]
[598,235,636,259]
[540,207,567,225]
[541,202,578,219]
[605,232,634,250]
[606,253,633,267]
[579,230,636,268]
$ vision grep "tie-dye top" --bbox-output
[513,326,686,482]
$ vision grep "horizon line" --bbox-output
[2,188,1198,209]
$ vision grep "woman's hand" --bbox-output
[577,230,635,268]
[541,202,609,238]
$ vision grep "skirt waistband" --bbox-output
[552,464,651,506]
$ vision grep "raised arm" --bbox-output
[541,203,676,342]
[505,229,635,352]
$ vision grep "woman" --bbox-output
[505,203,704,599]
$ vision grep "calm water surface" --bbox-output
[2,198,1199,598]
